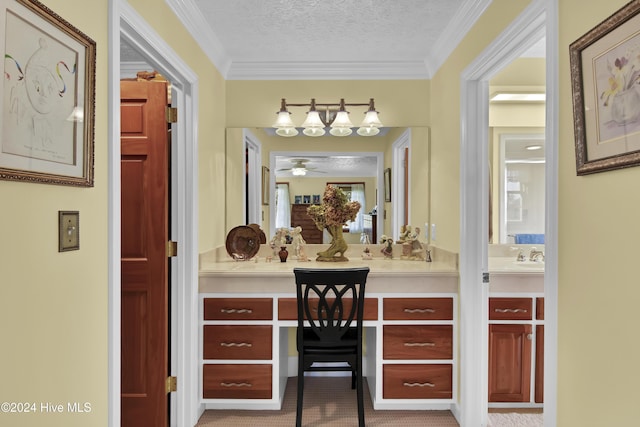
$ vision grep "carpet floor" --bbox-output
[196,376,459,426]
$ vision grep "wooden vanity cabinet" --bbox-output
[382,297,454,400]
[488,323,532,402]
[488,296,544,404]
[202,297,274,401]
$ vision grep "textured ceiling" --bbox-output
[165,0,494,79]
[275,155,379,178]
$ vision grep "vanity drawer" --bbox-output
[383,364,452,399]
[383,297,453,320]
[383,325,452,360]
[203,364,272,399]
[203,325,272,360]
[277,297,378,321]
[204,298,273,320]
[489,298,532,320]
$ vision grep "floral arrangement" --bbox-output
[306,185,360,261]
[307,185,360,229]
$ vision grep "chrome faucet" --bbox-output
[529,248,544,262]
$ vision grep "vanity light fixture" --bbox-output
[526,144,543,150]
[272,98,383,137]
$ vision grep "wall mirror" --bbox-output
[490,132,545,244]
[225,127,431,244]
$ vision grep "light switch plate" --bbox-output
[59,211,79,252]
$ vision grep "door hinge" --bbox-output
[166,241,178,257]
[482,272,490,283]
[166,376,177,393]
[166,107,178,123]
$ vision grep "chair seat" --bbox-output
[300,327,358,352]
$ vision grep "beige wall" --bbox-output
[0,1,109,425]
[559,0,640,425]
[3,1,637,426]
[429,0,532,253]
[0,0,226,426]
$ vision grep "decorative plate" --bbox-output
[225,225,260,260]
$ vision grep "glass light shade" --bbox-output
[360,110,382,128]
[331,110,353,128]
[329,110,353,136]
[291,167,306,176]
[276,127,299,137]
[301,110,324,128]
[356,126,380,136]
[303,127,326,137]
[329,127,353,137]
[273,111,295,128]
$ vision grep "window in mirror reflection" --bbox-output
[327,182,366,234]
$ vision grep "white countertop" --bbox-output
[199,244,459,294]
[488,257,544,294]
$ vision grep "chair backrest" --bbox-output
[294,267,369,347]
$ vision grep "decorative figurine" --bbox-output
[291,226,306,259]
[409,226,425,260]
[380,235,393,259]
[397,225,411,243]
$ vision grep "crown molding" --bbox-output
[427,0,492,76]
[226,60,431,80]
[165,0,232,77]
[166,0,491,80]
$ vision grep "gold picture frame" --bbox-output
[384,168,391,202]
[570,0,640,174]
[0,0,96,186]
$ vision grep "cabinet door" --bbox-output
[488,324,532,402]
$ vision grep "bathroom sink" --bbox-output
[512,260,544,269]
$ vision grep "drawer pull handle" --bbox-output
[404,308,435,314]
[404,342,436,347]
[220,382,252,388]
[403,381,435,388]
[494,308,528,313]
[220,308,253,314]
[220,342,253,348]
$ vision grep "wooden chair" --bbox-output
[293,267,370,427]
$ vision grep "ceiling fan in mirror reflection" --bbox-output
[276,159,327,176]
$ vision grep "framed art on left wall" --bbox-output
[0,0,96,186]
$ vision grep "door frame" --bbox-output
[391,129,411,242]
[459,0,558,426]
[109,1,201,426]
[244,129,262,225]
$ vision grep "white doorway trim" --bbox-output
[109,1,201,426]
[244,129,262,225]
[459,1,557,426]
[391,129,411,242]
